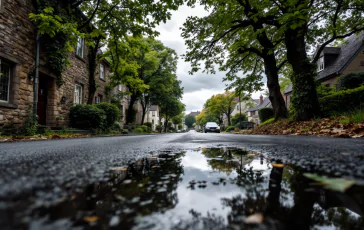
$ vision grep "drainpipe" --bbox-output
[33,32,40,122]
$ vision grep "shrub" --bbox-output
[70,104,105,129]
[260,118,275,126]
[258,108,274,123]
[320,85,364,117]
[22,105,38,136]
[121,129,129,134]
[338,72,364,90]
[139,125,149,132]
[178,124,183,130]
[225,126,235,132]
[231,113,248,125]
[96,102,120,128]
[134,127,144,133]
[316,83,335,98]
[112,121,122,131]
[155,125,162,132]
[144,122,152,129]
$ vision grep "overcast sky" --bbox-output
[156,4,266,114]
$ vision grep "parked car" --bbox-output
[204,122,220,133]
[177,130,182,133]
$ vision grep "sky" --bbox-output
[156,4,266,114]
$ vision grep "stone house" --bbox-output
[284,33,364,109]
[143,105,160,130]
[246,96,271,125]
[0,0,126,128]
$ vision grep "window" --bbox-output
[100,64,105,80]
[152,119,154,124]
[76,38,84,58]
[152,111,155,116]
[0,59,11,102]
[95,95,102,104]
[361,61,364,66]
[317,56,324,72]
[251,111,255,116]
[118,84,122,91]
[74,84,83,104]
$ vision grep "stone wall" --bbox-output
[0,0,36,127]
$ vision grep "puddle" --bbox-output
[21,149,364,229]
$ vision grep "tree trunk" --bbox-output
[285,29,321,121]
[227,113,231,126]
[164,118,168,132]
[87,40,100,104]
[140,106,146,125]
[263,54,289,120]
[125,94,137,125]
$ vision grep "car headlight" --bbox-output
[217,126,220,130]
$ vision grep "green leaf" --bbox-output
[303,173,355,192]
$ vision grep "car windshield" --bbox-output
[206,122,218,127]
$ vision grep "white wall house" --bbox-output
[246,96,272,125]
[144,105,160,130]
[223,97,259,126]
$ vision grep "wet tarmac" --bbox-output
[18,148,364,229]
[1,132,364,229]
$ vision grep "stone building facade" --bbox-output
[0,0,130,129]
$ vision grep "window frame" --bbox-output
[152,111,155,116]
[317,56,324,72]
[0,58,11,103]
[76,38,85,58]
[74,84,83,104]
[118,84,122,91]
[100,64,105,80]
[95,95,102,104]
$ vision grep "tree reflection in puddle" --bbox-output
[30,148,364,230]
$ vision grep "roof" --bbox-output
[317,33,364,81]
[149,105,158,111]
[253,99,260,104]
[187,111,200,117]
[284,33,364,94]
[247,97,271,112]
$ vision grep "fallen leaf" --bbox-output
[84,216,99,223]
[110,167,128,172]
[303,173,355,192]
[271,163,285,168]
[244,213,264,224]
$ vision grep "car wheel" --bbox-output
[205,130,207,133]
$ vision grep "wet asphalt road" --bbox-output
[0,131,364,199]
[1,131,364,228]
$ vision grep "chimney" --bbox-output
[260,95,263,104]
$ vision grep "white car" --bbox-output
[204,122,220,133]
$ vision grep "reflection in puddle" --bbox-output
[29,148,364,229]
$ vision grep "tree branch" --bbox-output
[78,0,101,30]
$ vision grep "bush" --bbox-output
[112,121,122,131]
[316,83,335,98]
[258,108,274,123]
[96,102,120,128]
[178,124,183,130]
[338,72,364,90]
[320,85,364,117]
[225,126,235,132]
[144,122,152,129]
[70,104,105,129]
[22,105,38,136]
[121,129,129,134]
[260,118,275,126]
[134,127,144,133]
[139,125,149,132]
[231,113,248,125]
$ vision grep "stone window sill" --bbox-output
[0,101,18,109]
[75,54,87,63]
[100,77,106,82]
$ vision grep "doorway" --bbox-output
[37,75,49,125]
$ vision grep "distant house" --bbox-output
[185,111,200,129]
[144,105,160,130]
[186,111,201,118]
[246,96,271,125]
[284,33,364,109]
[223,97,259,126]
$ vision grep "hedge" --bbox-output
[258,108,274,123]
[96,102,120,128]
[319,85,364,117]
[70,104,106,129]
[338,72,364,90]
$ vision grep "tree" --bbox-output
[31,0,184,105]
[231,113,248,126]
[204,91,237,126]
[182,0,288,121]
[160,100,185,132]
[184,116,196,128]
[196,109,218,127]
[172,113,184,128]
[183,0,364,121]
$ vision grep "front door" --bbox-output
[37,76,48,125]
